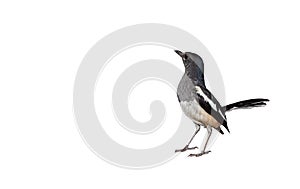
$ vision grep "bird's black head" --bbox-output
[174,50,204,72]
[174,50,205,85]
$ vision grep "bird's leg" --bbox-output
[175,124,200,153]
[202,126,212,152]
[188,126,212,157]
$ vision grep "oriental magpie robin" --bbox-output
[174,50,269,157]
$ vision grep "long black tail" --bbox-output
[223,98,269,112]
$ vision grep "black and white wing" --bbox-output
[195,85,230,133]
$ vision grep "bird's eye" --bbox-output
[184,54,188,60]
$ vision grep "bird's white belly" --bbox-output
[180,99,220,128]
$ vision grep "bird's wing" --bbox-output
[195,85,230,133]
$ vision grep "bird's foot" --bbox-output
[188,151,211,157]
[175,145,198,153]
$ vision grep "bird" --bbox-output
[174,50,269,157]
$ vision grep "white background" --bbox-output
[1,0,299,188]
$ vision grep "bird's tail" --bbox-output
[223,98,269,112]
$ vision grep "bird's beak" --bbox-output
[174,50,185,58]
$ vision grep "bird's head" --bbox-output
[174,50,204,72]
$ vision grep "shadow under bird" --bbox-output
[174,50,269,157]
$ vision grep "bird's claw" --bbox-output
[188,151,211,157]
[175,146,198,153]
